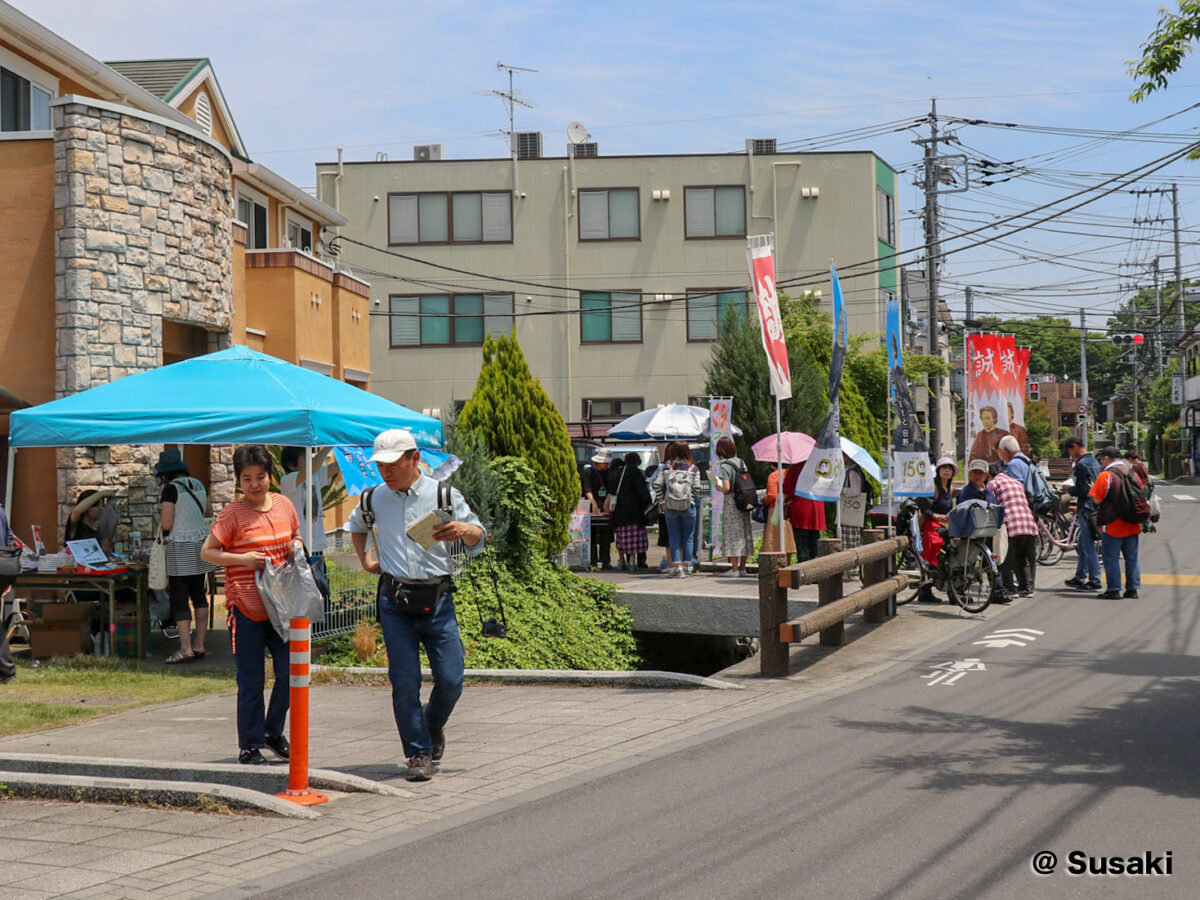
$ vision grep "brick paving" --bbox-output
[0,601,998,898]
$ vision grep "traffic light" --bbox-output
[1028,381,1040,401]
[1110,333,1144,345]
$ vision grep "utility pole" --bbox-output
[922,99,942,456]
[1174,183,1187,465]
[1153,256,1163,376]
[964,285,974,463]
[1080,308,1090,447]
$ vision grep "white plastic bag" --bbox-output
[255,541,325,642]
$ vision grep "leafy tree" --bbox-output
[1129,1,1200,106]
[1024,399,1056,459]
[459,334,577,556]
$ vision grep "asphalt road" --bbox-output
[260,489,1200,900]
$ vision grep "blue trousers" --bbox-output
[232,608,289,752]
[1074,515,1101,584]
[1101,532,1140,592]
[377,581,464,759]
[664,506,697,565]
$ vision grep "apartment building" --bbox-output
[0,2,370,546]
[317,137,899,428]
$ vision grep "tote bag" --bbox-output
[148,526,168,590]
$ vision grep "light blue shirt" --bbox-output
[1003,453,1030,485]
[346,474,485,579]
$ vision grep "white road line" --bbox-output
[1172,494,1196,501]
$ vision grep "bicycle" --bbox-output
[1035,497,1100,568]
[894,500,1002,614]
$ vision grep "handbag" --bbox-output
[751,503,768,524]
[0,545,21,577]
[604,465,627,515]
[148,526,168,590]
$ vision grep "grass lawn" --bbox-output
[0,655,235,737]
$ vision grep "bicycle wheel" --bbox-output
[1044,511,1068,566]
[894,546,924,605]
[948,540,995,614]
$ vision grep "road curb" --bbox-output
[311,665,745,690]
[0,752,410,798]
[0,770,321,818]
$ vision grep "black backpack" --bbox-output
[1098,470,1150,525]
[729,460,757,512]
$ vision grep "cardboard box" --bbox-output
[28,602,93,658]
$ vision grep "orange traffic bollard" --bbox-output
[276,615,327,806]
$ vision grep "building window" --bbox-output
[583,397,644,421]
[684,186,746,238]
[578,188,640,240]
[388,191,512,245]
[0,66,51,132]
[285,214,313,253]
[389,293,514,348]
[235,186,269,249]
[877,187,895,247]
[686,290,748,342]
[580,291,642,343]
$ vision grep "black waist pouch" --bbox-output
[382,574,454,616]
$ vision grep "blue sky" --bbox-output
[25,0,1200,325]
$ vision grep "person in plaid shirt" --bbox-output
[989,469,1037,599]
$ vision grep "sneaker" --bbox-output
[1085,582,1103,591]
[1123,589,1139,599]
[406,754,433,782]
[992,594,1014,604]
[675,567,688,578]
[658,560,670,573]
[0,673,15,685]
[719,569,740,578]
[428,723,445,762]
[264,734,290,760]
[1019,589,1034,598]
[1064,577,1087,589]
[1097,591,1122,600]
[238,749,268,765]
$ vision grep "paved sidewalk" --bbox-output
[0,599,1009,899]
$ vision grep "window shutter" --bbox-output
[687,293,718,341]
[579,191,609,240]
[388,195,418,244]
[484,294,514,337]
[389,297,419,346]
[685,188,715,237]
[714,187,745,236]
[608,189,639,239]
[452,193,483,242]
[418,194,448,242]
[481,193,512,242]
[610,292,641,342]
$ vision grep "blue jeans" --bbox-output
[377,580,464,759]
[1100,532,1140,592]
[1074,515,1100,584]
[664,506,697,565]
[232,608,289,752]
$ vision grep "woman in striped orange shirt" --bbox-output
[202,445,300,765]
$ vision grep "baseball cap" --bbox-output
[967,459,989,474]
[1096,445,1120,461]
[370,429,418,463]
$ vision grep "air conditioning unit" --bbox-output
[747,138,777,155]
[568,142,598,158]
[413,144,444,161]
[513,131,543,160]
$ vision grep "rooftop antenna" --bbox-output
[474,61,536,196]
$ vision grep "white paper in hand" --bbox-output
[406,509,452,551]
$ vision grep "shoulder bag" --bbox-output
[604,465,627,514]
[148,524,168,590]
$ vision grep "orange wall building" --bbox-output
[0,3,371,548]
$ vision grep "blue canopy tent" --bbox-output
[7,345,442,546]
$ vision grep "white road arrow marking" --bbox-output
[973,637,1033,648]
[984,628,1044,637]
[973,627,1044,649]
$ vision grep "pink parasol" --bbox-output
[750,431,816,464]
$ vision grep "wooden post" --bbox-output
[758,551,790,677]
[817,537,844,646]
[860,528,889,623]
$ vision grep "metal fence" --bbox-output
[313,539,377,642]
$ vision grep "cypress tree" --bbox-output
[460,333,577,556]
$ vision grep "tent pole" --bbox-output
[304,447,314,551]
[5,446,15,515]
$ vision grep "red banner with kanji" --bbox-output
[747,235,791,401]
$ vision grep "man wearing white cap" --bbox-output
[347,429,486,782]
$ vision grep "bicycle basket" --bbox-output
[947,501,1004,538]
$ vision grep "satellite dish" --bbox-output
[567,121,590,144]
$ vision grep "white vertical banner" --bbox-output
[708,397,733,555]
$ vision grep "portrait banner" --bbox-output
[709,397,733,552]
[966,334,1011,465]
[887,298,933,497]
[793,265,848,502]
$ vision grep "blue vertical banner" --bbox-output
[887,298,934,497]
[793,266,848,502]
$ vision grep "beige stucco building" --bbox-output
[317,140,899,427]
